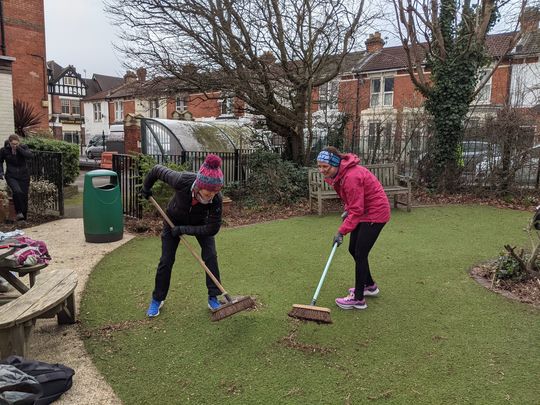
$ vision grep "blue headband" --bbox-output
[317,150,341,167]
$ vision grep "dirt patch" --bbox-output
[470,263,540,308]
[279,321,336,355]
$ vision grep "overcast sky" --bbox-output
[43,0,522,80]
[44,0,125,78]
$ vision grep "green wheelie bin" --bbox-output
[83,169,123,243]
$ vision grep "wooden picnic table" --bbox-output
[0,246,48,295]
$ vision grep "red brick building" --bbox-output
[0,0,48,135]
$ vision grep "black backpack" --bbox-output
[0,357,74,405]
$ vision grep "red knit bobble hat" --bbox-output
[195,154,224,191]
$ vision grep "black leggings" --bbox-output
[348,222,386,300]
[152,224,222,302]
[6,176,30,219]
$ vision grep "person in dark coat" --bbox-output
[0,134,33,221]
[140,154,225,317]
[317,146,391,311]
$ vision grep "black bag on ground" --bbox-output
[0,364,42,405]
[0,356,74,405]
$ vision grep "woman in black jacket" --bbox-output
[140,154,225,317]
[0,134,32,221]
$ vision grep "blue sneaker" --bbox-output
[208,296,222,311]
[146,299,164,317]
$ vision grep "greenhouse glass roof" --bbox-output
[141,118,257,155]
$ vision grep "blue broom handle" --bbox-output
[310,242,338,306]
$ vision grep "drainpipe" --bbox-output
[0,0,6,56]
[352,73,361,153]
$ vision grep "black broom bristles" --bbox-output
[288,304,332,324]
[211,296,256,321]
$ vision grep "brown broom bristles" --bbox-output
[288,304,332,324]
[210,296,256,321]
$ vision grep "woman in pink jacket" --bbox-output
[317,147,390,310]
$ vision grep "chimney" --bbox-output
[365,32,385,53]
[123,70,137,84]
[136,67,147,82]
[521,7,540,33]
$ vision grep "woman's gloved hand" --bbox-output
[333,232,343,247]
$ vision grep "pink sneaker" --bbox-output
[348,284,379,297]
[335,294,367,310]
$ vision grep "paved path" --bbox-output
[23,218,134,404]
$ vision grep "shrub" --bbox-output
[25,136,79,185]
[137,154,190,212]
[28,179,57,213]
[495,254,525,281]
[224,150,308,206]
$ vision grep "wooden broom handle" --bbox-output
[148,196,228,296]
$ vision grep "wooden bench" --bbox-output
[308,163,412,215]
[0,268,78,357]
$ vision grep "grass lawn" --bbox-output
[64,192,83,207]
[80,205,539,404]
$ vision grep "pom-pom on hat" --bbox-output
[195,154,224,191]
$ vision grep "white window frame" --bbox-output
[63,131,80,144]
[220,96,233,115]
[71,101,80,115]
[93,103,102,121]
[64,76,77,86]
[60,99,70,114]
[176,96,187,112]
[319,80,339,110]
[370,76,394,108]
[149,99,160,118]
[114,101,124,122]
[475,70,492,104]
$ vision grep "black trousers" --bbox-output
[348,222,386,300]
[152,224,222,302]
[6,176,30,219]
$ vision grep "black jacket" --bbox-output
[0,141,32,180]
[143,165,222,236]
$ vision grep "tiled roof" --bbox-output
[93,74,124,92]
[357,32,516,73]
[46,60,66,81]
[513,31,540,55]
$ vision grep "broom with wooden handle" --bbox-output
[288,242,337,324]
[148,196,255,321]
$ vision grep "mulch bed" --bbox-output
[470,262,540,308]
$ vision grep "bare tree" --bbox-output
[391,0,528,190]
[105,0,370,163]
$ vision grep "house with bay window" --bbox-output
[47,61,87,144]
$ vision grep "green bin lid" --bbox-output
[85,169,117,178]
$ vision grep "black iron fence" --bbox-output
[310,120,540,191]
[112,154,143,219]
[27,151,64,216]
[113,150,255,219]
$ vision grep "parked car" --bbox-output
[86,135,106,159]
[459,140,500,176]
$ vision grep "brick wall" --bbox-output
[490,64,510,105]
[3,0,48,129]
[189,92,221,118]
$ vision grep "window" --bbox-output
[176,96,187,112]
[71,101,80,115]
[61,99,70,114]
[319,80,339,110]
[63,131,80,144]
[64,76,77,86]
[93,103,102,121]
[476,70,492,104]
[370,77,394,107]
[221,96,233,115]
[115,101,124,121]
[149,99,160,118]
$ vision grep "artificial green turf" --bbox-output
[80,206,539,404]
